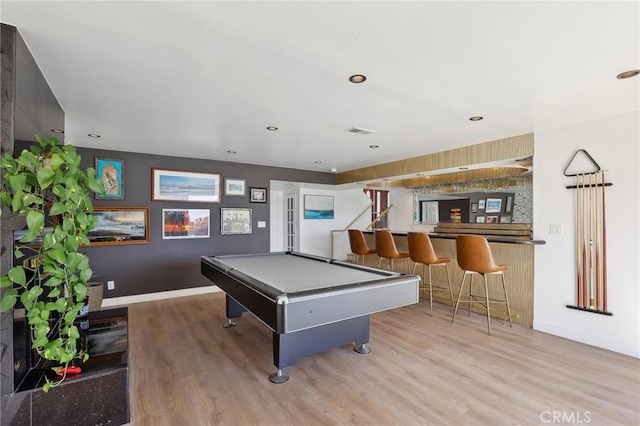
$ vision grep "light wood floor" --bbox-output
[126,293,639,426]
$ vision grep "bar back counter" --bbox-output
[363,224,545,327]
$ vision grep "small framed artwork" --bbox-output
[304,195,334,219]
[221,208,252,235]
[89,207,150,246]
[486,215,499,224]
[476,216,485,223]
[250,187,267,203]
[162,209,210,239]
[478,199,486,210]
[485,198,502,213]
[152,168,220,203]
[506,196,513,213]
[95,158,124,199]
[224,178,246,196]
[471,203,478,213]
[500,215,512,224]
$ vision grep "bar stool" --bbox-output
[347,229,376,265]
[451,235,513,335]
[407,232,454,316]
[374,230,410,272]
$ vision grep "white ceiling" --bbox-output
[2,1,638,175]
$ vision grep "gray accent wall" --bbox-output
[77,146,335,298]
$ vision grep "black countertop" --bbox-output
[363,230,546,245]
[5,307,130,426]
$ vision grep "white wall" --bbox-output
[298,188,372,259]
[533,111,639,357]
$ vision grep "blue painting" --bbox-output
[304,195,334,219]
[95,158,124,199]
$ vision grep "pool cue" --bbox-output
[589,172,596,308]
[580,175,589,308]
[595,171,601,311]
[575,174,582,307]
[601,170,608,312]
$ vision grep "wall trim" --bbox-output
[102,286,221,308]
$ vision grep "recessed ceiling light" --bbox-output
[330,168,337,173]
[226,150,237,154]
[617,70,640,79]
[369,145,379,149]
[459,167,469,170]
[51,129,64,134]
[314,161,322,164]
[349,74,367,83]
[469,116,483,121]
[266,126,278,131]
[88,133,101,138]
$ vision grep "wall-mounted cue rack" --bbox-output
[564,149,613,316]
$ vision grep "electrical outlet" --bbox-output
[549,224,563,235]
[107,280,115,290]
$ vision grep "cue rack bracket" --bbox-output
[564,149,613,316]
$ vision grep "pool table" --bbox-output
[201,251,419,383]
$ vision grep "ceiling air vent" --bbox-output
[347,127,376,135]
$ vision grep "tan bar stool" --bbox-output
[347,229,376,265]
[374,230,410,272]
[407,232,454,316]
[451,235,513,335]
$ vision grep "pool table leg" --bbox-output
[269,316,371,383]
[269,369,289,384]
[223,295,246,328]
[354,343,371,354]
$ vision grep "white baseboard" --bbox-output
[101,286,222,308]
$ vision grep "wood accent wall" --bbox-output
[337,133,534,184]
[361,233,534,327]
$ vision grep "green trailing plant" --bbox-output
[0,136,104,391]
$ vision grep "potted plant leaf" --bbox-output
[0,135,104,391]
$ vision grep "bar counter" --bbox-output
[362,229,545,327]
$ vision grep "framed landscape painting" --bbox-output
[485,198,502,213]
[152,168,220,203]
[162,209,210,239]
[304,195,334,219]
[224,178,246,196]
[89,207,150,246]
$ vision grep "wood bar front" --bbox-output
[362,229,543,327]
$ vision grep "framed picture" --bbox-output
[250,187,267,203]
[224,178,246,196]
[471,203,478,213]
[221,208,252,235]
[95,158,124,199]
[89,207,150,246]
[506,196,513,213]
[475,216,485,223]
[485,198,502,213]
[304,195,334,219]
[486,215,499,224]
[478,199,486,210]
[500,215,512,223]
[152,168,220,202]
[162,209,210,239]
